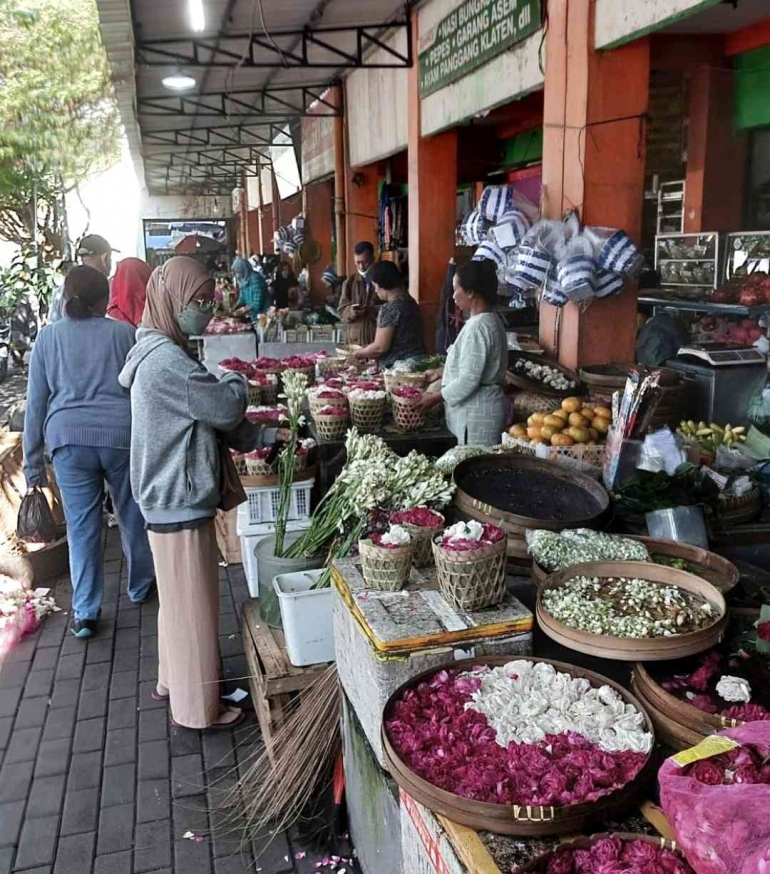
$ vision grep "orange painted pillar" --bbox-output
[344,168,379,273]
[539,0,650,369]
[685,65,747,233]
[407,14,458,351]
[305,180,334,302]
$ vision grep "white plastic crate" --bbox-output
[239,520,312,598]
[236,479,314,534]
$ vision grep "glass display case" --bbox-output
[654,232,720,298]
[724,230,770,283]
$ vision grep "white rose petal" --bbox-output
[716,675,751,704]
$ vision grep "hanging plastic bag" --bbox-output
[586,226,643,277]
[595,267,625,298]
[490,209,531,251]
[17,486,58,544]
[658,722,770,874]
[472,239,506,271]
[557,235,597,302]
[459,209,490,246]
[542,265,569,308]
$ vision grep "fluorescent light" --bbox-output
[162,72,196,91]
[188,0,205,32]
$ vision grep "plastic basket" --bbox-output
[273,570,334,666]
[349,396,387,434]
[432,537,507,611]
[236,479,314,534]
[359,540,412,592]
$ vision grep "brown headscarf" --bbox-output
[142,256,214,347]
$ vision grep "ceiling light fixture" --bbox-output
[162,71,197,91]
[188,0,205,32]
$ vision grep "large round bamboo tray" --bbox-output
[630,676,707,752]
[537,561,728,662]
[381,656,657,836]
[530,536,739,595]
[513,833,690,873]
[632,655,770,733]
[454,456,610,567]
[507,352,582,398]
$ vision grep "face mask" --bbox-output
[178,301,214,336]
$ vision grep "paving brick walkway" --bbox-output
[0,530,326,874]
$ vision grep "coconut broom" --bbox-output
[219,664,342,846]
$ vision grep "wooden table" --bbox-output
[309,421,457,492]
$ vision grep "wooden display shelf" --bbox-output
[241,600,330,762]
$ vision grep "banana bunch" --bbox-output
[677,420,746,453]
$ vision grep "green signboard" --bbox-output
[418,0,542,98]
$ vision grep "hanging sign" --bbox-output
[418,0,542,98]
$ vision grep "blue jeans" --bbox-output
[52,445,155,621]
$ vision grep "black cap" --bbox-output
[76,234,117,257]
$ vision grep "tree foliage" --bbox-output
[0,0,120,254]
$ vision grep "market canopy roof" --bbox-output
[96,0,411,196]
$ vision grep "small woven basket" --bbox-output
[359,539,412,592]
[246,380,262,406]
[384,371,427,394]
[317,356,348,378]
[391,394,424,432]
[308,392,349,419]
[245,456,274,478]
[395,515,445,568]
[283,365,315,387]
[230,451,248,476]
[349,396,387,434]
[259,382,279,405]
[432,537,507,611]
[314,412,349,441]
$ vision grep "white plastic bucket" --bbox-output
[273,570,334,667]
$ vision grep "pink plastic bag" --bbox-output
[658,722,770,874]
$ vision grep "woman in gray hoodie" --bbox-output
[120,257,255,730]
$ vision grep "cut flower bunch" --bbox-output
[438,520,505,552]
[386,660,651,807]
[284,429,455,586]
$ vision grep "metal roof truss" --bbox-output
[138,84,339,118]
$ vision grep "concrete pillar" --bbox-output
[305,179,334,302]
[407,14,458,351]
[344,167,379,273]
[539,0,649,369]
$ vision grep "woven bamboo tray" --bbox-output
[454,456,610,568]
[508,391,562,423]
[513,833,689,873]
[381,656,657,836]
[507,353,582,398]
[537,561,728,662]
[632,654,770,734]
[630,677,706,752]
[530,537,739,595]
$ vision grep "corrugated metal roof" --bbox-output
[96,0,410,195]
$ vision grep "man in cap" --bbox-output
[48,234,116,323]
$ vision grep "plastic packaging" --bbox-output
[479,186,538,224]
[557,236,597,302]
[542,266,569,308]
[459,208,490,246]
[595,267,625,298]
[659,722,770,874]
[587,226,643,276]
[472,239,506,270]
[645,505,709,548]
[638,428,687,475]
[17,487,57,544]
[489,209,531,251]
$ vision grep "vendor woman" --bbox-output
[232,256,268,323]
[419,260,506,446]
[352,261,426,368]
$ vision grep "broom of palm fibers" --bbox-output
[221,664,341,843]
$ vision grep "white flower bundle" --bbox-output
[527,529,650,573]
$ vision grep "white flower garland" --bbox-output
[463,660,653,754]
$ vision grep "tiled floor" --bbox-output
[0,530,328,874]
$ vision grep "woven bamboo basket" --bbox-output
[359,539,412,591]
[432,536,507,611]
[537,561,728,661]
[246,380,262,406]
[391,394,424,432]
[392,514,445,568]
[283,364,316,387]
[349,395,387,433]
[308,391,348,419]
[381,656,657,836]
[230,451,248,476]
[514,833,688,873]
[383,371,428,394]
[509,391,560,423]
[245,456,274,478]
[259,382,279,405]
[314,412,349,441]
[317,356,348,377]
[630,677,706,752]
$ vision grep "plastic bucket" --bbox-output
[273,570,334,667]
[255,532,324,628]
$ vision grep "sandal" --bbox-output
[171,707,245,731]
[151,686,169,702]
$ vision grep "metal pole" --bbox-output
[333,84,346,275]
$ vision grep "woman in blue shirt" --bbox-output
[23,266,155,639]
[232,256,268,322]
